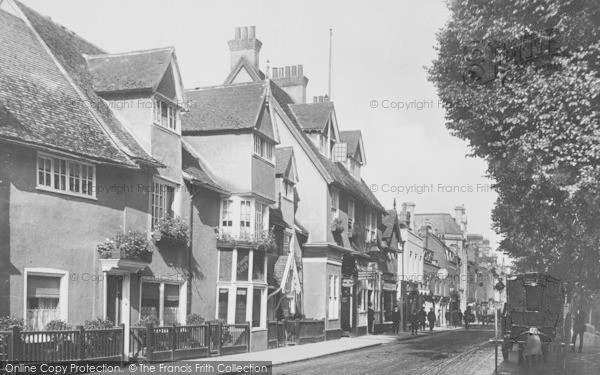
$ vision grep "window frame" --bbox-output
[140,281,184,326]
[23,268,69,329]
[153,98,177,131]
[215,247,268,329]
[36,152,96,199]
[282,179,294,201]
[151,179,176,229]
[330,189,339,220]
[347,200,355,232]
[253,133,275,163]
[328,275,339,320]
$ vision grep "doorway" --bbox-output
[106,274,123,325]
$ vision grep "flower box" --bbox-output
[215,228,276,252]
[154,216,190,246]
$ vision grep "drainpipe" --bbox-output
[187,191,196,317]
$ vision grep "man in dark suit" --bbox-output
[571,305,587,353]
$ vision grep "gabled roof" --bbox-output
[339,130,365,164]
[2,0,159,167]
[223,57,265,85]
[275,147,297,182]
[382,209,397,239]
[86,47,174,93]
[289,102,333,132]
[181,141,228,193]
[182,82,266,132]
[269,81,385,213]
[414,213,464,236]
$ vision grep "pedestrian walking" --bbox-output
[464,306,473,331]
[445,311,450,327]
[410,310,419,335]
[392,306,400,334]
[418,307,427,331]
[367,303,375,334]
[457,310,463,328]
[571,305,586,353]
[427,308,436,331]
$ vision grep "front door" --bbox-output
[106,275,123,324]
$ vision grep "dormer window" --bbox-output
[153,99,177,130]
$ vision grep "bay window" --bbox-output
[240,200,251,231]
[37,152,95,198]
[221,199,234,229]
[255,202,268,235]
[218,197,270,239]
[216,248,268,328]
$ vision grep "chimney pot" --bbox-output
[272,67,278,79]
[298,65,303,76]
[248,26,256,39]
[235,27,241,40]
[324,94,330,102]
[313,96,318,104]
[285,66,291,77]
[241,27,248,39]
[279,68,284,77]
[319,95,324,103]
[291,65,298,76]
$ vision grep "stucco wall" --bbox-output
[1,144,153,325]
[184,133,252,194]
[302,260,326,320]
[273,111,327,242]
[1,143,193,326]
[251,156,275,202]
[185,184,221,321]
[152,125,183,183]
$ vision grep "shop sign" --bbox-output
[342,278,354,288]
[358,271,377,280]
[382,282,397,291]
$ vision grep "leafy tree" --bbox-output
[429,0,600,293]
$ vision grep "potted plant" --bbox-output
[154,216,190,245]
[330,217,345,232]
[97,239,116,259]
[114,230,152,261]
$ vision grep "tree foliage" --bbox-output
[429,0,600,292]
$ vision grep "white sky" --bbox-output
[21,0,502,251]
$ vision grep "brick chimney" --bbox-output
[402,202,415,231]
[228,26,262,71]
[272,64,309,104]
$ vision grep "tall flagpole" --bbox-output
[328,29,333,99]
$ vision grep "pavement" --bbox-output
[189,327,461,366]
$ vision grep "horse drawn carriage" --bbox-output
[500,273,564,363]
